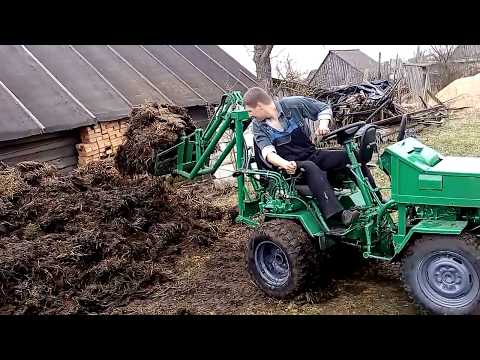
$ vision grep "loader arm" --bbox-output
[154,91,249,179]
[153,91,269,226]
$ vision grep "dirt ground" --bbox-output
[110,109,480,315]
[4,109,477,315]
[110,182,415,315]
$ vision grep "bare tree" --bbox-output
[253,45,274,94]
[272,55,315,98]
[429,45,460,89]
[430,45,456,63]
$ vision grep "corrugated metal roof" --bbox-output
[0,45,257,142]
[72,45,172,105]
[172,45,251,93]
[0,81,43,141]
[110,45,205,107]
[25,45,131,121]
[142,45,225,103]
[0,45,95,136]
[331,49,378,73]
[195,45,258,88]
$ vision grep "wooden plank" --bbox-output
[426,89,444,106]
[418,96,429,109]
[2,144,76,165]
[48,155,77,169]
[0,137,78,160]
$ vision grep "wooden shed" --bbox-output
[0,45,257,172]
[307,49,379,89]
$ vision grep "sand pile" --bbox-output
[434,72,480,109]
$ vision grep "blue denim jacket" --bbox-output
[252,96,331,158]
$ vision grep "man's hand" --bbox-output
[315,125,330,137]
[314,124,330,144]
[265,152,297,174]
[281,160,297,175]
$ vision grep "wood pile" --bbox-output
[314,79,449,134]
[76,120,129,166]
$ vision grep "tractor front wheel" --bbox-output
[246,219,319,298]
[401,233,480,315]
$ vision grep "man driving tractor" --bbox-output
[244,86,382,226]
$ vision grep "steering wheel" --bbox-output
[321,121,366,144]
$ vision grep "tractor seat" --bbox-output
[355,124,377,164]
[253,142,342,198]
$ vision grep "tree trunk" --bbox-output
[253,45,274,95]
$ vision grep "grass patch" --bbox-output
[418,109,480,157]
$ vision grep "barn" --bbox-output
[0,45,257,172]
[307,49,379,89]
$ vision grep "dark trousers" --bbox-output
[296,149,379,219]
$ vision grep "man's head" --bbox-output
[243,87,276,120]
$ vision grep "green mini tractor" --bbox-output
[154,91,480,315]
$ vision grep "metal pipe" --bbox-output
[235,116,246,218]
[187,112,232,179]
[345,142,373,206]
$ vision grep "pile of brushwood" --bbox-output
[0,101,228,314]
[314,80,448,131]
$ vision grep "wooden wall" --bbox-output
[0,131,80,173]
[311,53,364,88]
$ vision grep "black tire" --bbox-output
[401,233,480,315]
[246,219,319,299]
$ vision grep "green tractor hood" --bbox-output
[380,137,480,207]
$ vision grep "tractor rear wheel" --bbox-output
[246,219,320,298]
[401,233,480,315]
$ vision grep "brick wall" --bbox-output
[76,119,128,166]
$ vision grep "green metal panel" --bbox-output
[266,209,326,237]
[418,174,443,190]
[392,219,468,255]
[413,219,467,234]
[384,138,443,172]
[384,137,480,207]
[338,189,367,209]
[348,189,367,207]
[429,156,480,177]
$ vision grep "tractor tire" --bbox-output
[401,233,480,315]
[246,219,320,299]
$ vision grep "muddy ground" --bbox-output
[121,109,478,316]
[9,105,472,315]
[109,180,417,315]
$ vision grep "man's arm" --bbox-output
[291,96,333,136]
[265,152,296,174]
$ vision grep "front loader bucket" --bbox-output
[153,153,178,176]
[153,142,183,176]
[153,135,206,177]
